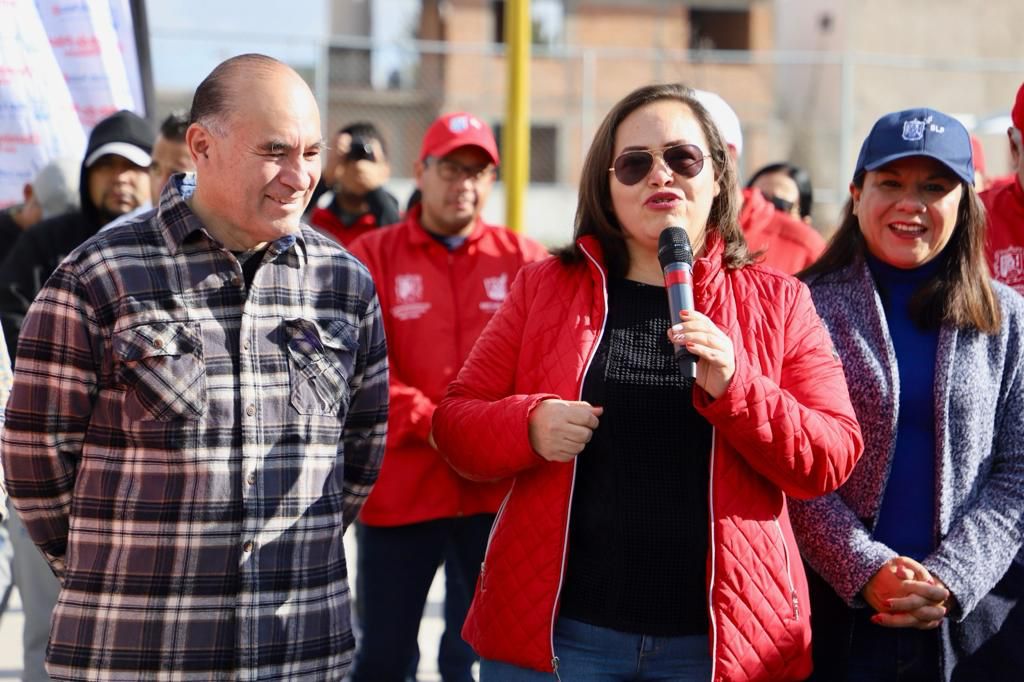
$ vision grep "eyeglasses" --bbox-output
[427,157,495,183]
[608,144,710,186]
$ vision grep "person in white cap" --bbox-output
[693,89,826,274]
[0,110,154,358]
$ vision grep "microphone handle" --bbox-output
[665,263,697,379]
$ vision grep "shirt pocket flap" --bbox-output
[284,318,358,360]
[114,321,202,362]
[283,318,359,416]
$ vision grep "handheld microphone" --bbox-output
[658,226,697,379]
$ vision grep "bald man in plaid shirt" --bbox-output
[0,54,388,681]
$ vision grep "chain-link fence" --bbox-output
[149,29,1024,244]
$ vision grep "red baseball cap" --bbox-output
[419,112,499,166]
[1012,82,1024,132]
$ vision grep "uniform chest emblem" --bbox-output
[395,274,424,304]
[994,246,1024,294]
[483,273,508,302]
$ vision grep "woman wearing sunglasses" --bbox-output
[431,82,863,681]
[746,161,815,224]
[790,108,1024,681]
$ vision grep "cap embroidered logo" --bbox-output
[901,119,926,141]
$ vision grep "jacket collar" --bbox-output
[157,173,307,258]
[405,203,491,249]
[577,229,727,295]
[738,187,781,244]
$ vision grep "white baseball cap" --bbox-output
[692,89,743,156]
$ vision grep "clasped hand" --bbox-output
[862,556,950,629]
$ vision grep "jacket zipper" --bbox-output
[773,515,800,621]
[547,243,609,675]
[706,429,719,681]
[479,482,514,592]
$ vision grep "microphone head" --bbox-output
[658,226,693,268]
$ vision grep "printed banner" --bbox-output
[0,0,87,208]
[36,0,138,129]
[0,0,144,208]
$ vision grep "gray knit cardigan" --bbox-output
[790,258,1024,619]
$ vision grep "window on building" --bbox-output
[370,0,422,90]
[492,0,565,47]
[689,8,751,50]
[492,123,559,184]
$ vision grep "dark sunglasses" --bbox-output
[763,192,795,214]
[608,144,710,186]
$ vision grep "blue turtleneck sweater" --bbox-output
[866,253,942,561]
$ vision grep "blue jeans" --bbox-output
[480,617,711,681]
[349,515,493,682]
[845,608,940,682]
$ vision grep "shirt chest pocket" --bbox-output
[284,318,359,416]
[113,321,208,421]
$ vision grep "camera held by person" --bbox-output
[309,122,400,247]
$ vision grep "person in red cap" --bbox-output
[347,112,548,682]
[980,82,1024,296]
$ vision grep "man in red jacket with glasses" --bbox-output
[348,112,548,682]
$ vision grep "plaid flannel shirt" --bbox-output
[0,325,10,517]
[0,175,388,681]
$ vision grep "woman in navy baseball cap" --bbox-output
[791,107,1024,680]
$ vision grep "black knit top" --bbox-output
[558,277,712,636]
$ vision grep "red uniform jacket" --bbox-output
[433,234,863,681]
[739,188,826,275]
[310,207,378,248]
[981,177,1024,296]
[349,206,549,526]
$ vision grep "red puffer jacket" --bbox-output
[433,234,863,681]
[350,206,549,526]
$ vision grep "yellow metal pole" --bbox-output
[504,0,530,233]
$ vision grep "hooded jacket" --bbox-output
[0,111,152,359]
[432,233,863,681]
[739,188,826,275]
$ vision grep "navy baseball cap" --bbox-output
[853,108,974,186]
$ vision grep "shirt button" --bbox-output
[230,274,243,287]
[246,471,256,485]
[242,540,254,553]
[245,404,255,417]
[153,338,164,349]
[242,340,251,351]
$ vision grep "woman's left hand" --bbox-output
[667,310,735,399]
[864,556,950,630]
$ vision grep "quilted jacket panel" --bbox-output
[434,234,863,681]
